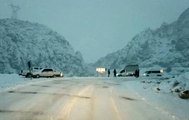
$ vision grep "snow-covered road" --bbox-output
[0,77,187,120]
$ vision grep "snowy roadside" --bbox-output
[120,73,189,120]
[0,74,28,91]
[0,74,55,92]
[140,72,189,99]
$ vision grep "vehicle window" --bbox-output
[48,69,53,72]
[146,71,151,74]
[43,69,53,72]
[120,70,125,73]
[152,71,160,73]
[42,69,48,72]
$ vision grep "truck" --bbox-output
[117,65,139,77]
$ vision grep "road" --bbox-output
[0,77,176,120]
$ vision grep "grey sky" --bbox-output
[0,0,189,63]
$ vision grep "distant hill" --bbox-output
[94,8,189,70]
[0,18,89,76]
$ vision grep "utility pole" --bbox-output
[9,4,20,19]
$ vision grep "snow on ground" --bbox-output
[139,71,189,95]
[0,74,26,90]
[0,74,52,92]
[122,72,189,120]
[0,73,188,119]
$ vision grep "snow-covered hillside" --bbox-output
[94,8,189,70]
[0,18,89,76]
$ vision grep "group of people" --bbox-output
[107,69,117,77]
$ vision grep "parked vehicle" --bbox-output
[116,69,126,77]
[20,67,43,77]
[19,70,29,76]
[31,68,64,78]
[117,65,139,77]
[143,69,163,77]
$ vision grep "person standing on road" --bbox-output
[134,69,140,78]
[113,69,117,77]
[27,61,32,79]
[108,69,110,77]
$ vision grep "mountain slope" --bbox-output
[94,8,189,69]
[0,18,88,76]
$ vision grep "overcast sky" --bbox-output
[0,0,189,63]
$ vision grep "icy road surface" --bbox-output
[0,77,185,120]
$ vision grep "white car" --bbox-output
[21,67,43,77]
[143,69,163,77]
[32,68,64,78]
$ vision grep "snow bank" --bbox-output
[139,70,189,93]
[159,72,189,94]
[121,75,189,120]
[0,74,26,90]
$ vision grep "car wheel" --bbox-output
[36,74,40,78]
[26,73,32,78]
